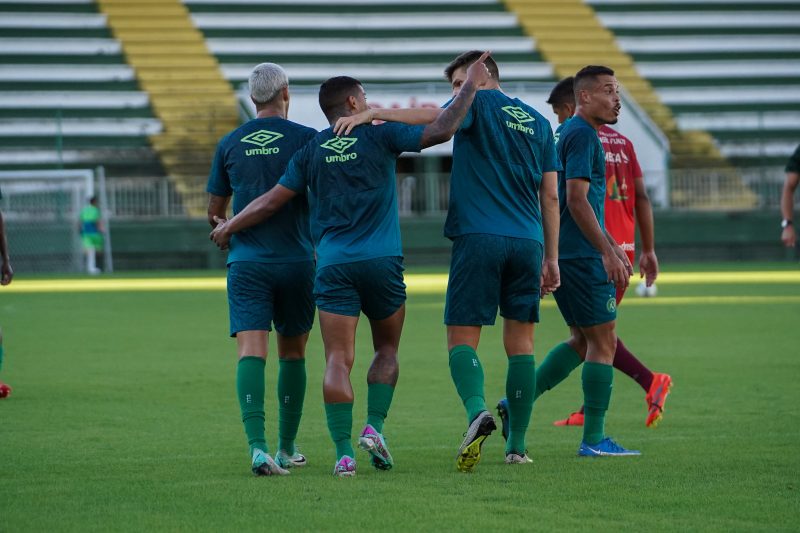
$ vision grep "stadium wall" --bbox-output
[105,211,794,271]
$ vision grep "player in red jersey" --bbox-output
[546,77,671,428]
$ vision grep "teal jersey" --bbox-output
[556,115,606,259]
[786,144,800,173]
[444,89,560,243]
[80,204,100,235]
[207,117,316,265]
[279,122,424,270]
[554,117,570,144]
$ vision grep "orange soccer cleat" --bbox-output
[645,373,672,428]
[553,411,584,427]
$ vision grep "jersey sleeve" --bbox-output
[378,122,425,155]
[542,125,561,173]
[563,128,596,181]
[278,144,309,193]
[206,140,232,196]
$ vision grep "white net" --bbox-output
[0,169,110,273]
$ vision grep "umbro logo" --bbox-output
[321,136,358,163]
[240,129,284,147]
[501,106,535,123]
[321,136,357,155]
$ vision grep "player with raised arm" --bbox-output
[335,51,561,471]
[207,63,316,476]
[211,53,492,476]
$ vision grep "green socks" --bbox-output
[366,383,395,434]
[237,356,267,455]
[0,343,4,372]
[449,345,486,423]
[582,362,613,445]
[534,342,583,401]
[505,354,535,455]
[325,402,354,460]
[277,358,306,455]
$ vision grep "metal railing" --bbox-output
[102,165,792,220]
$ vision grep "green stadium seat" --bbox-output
[588,0,800,168]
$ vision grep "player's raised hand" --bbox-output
[210,215,231,250]
[466,50,492,87]
[333,109,374,136]
[638,250,659,287]
[540,258,560,297]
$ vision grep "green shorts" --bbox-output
[445,234,543,326]
[314,256,406,320]
[82,233,103,251]
[227,260,315,337]
[553,257,617,327]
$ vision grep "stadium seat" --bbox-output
[0,0,165,176]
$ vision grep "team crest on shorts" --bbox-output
[606,297,617,313]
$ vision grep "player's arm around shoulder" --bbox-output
[333,108,441,136]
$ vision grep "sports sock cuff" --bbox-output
[239,355,266,366]
[507,354,535,365]
[278,357,305,366]
[448,344,476,361]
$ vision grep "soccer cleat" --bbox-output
[275,449,307,469]
[456,410,497,473]
[333,455,356,477]
[0,381,11,399]
[645,373,673,428]
[251,449,290,476]
[578,437,641,457]
[358,424,394,471]
[496,398,509,442]
[553,411,585,427]
[505,451,533,464]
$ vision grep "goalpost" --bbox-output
[0,168,113,274]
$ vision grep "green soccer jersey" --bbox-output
[80,204,100,235]
[207,117,317,265]
[444,89,560,243]
[556,115,606,259]
[279,122,424,269]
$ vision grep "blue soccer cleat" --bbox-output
[578,437,641,457]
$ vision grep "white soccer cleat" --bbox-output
[251,449,290,476]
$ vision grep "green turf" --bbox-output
[1,262,798,531]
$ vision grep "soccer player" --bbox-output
[441,51,560,471]
[79,196,103,275]
[504,76,672,429]
[211,53,492,476]
[207,63,317,476]
[334,51,561,471]
[0,186,13,399]
[780,144,800,247]
[531,66,640,457]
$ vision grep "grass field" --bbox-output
[1,262,799,531]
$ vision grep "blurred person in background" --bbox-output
[780,144,800,248]
[79,196,103,275]
[0,186,14,398]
